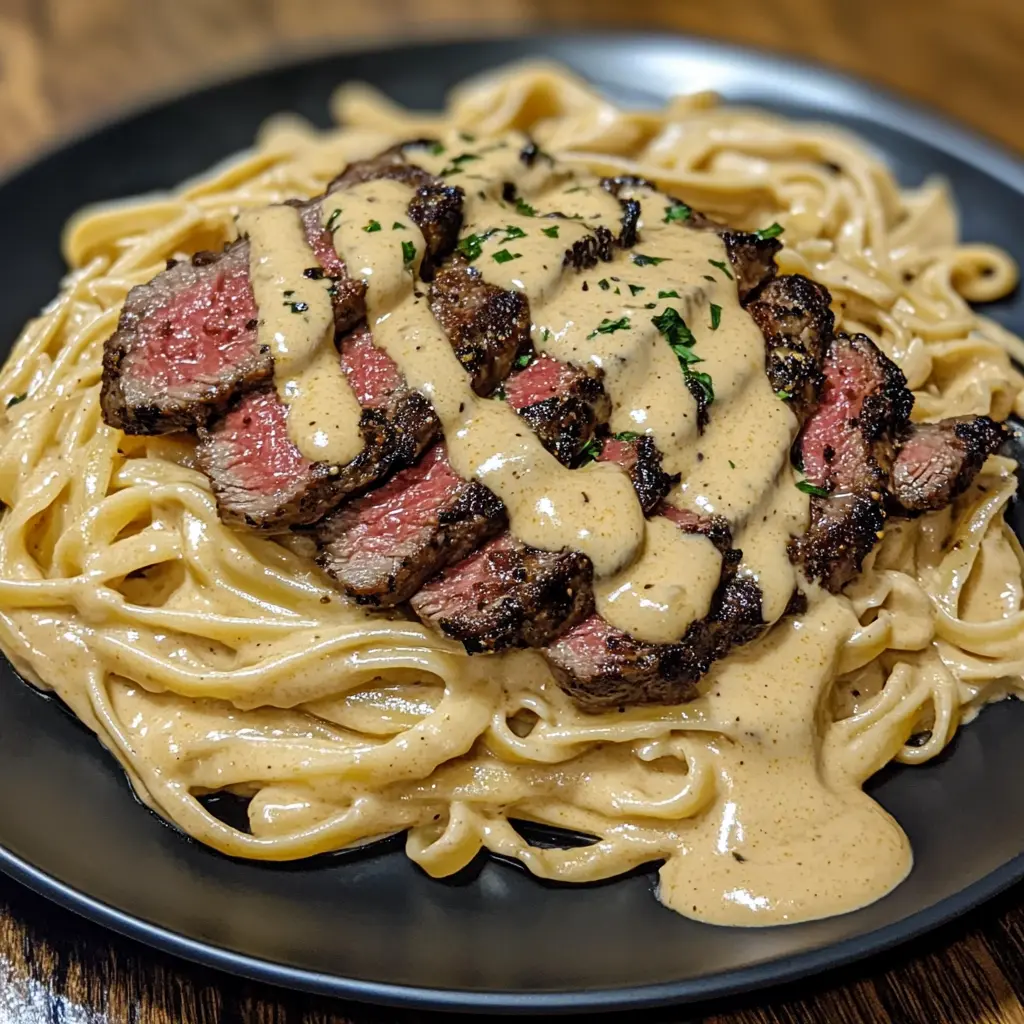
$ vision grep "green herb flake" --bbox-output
[796,480,830,498]
[502,225,527,241]
[325,208,342,232]
[728,460,736,469]
[657,289,679,298]
[709,303,722,331]
[632,252,670,267]
[401,240,416,265]
[663,202,691,223]
[427,141,445,155]
[514,351,535,370]
[440,152,481,175]
[363,220,382,233]
[644,302,657,309]
[577,437,603,464]
[541,225,560,238]
[283,289,294,297]
[651,307,696,349]
[708,258,733,279]
[564,184,588,194]
[755,222,784,240]
[392,221,407,230]
[541,327,551,341]
[6,393,26,408]
[703,274,717,283]
[587,316,631,339]
[597,279,611,291]
[613,431,641,442]
[459,132,476,143]
[628,284,645,296]
[456,228,496,262]
[492,249,521,264]
[515,197,536,217]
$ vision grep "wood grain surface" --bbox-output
[0,1,1022,1021]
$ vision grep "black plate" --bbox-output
[1,32,1023,1015]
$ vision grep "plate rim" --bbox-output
[1,29,1023,1013]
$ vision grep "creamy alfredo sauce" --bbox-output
[229,131,910,923]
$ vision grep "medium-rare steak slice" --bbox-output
[597,435,677,514]
[790,332,912,591]
[748,274,834,421]
[315,444,505,606]
[890,416,1005,512]
[504,355,611,465]
[101,242,270,434]
[430,256,531,395]
[197,327,438,531]
[410,535,594,654]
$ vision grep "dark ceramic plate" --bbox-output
[1,32,1023,1015]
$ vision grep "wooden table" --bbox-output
[1,1,1023,1021]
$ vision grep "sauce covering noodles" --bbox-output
[1,62,1023,926]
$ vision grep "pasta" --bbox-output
[0,61,1021,926]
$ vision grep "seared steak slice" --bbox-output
[410,535,594,654]
[748,274,834,421]
[316,444,505,606]
[197,327,438,531]
[430,256,531,395]
[597,435,677,514]
[101,242,270,434]
[890,416,1005,512]
[790,333,912,591]
[504,356,611,465]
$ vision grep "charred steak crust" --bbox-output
[505,356,612,466]
[429,256,532,395]
[411,536,595,654]
[890,416,1005,512]
[598,436,678,514]
[101,241,271,434]
[791,493,886,593]
[748,274,834,421]
[316,445,506,607]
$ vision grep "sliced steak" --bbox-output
[101,242,270,434]
[504,355,611,465]
[197,327,438,531]
[597,435,677,514]
[410,534,594,654]
[890,416,1005,512]
[316,444,505,606]
[430,256,531,395]
[748,274,834,421]
[790,332,913,591]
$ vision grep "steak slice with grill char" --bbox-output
[315,444,505,606]
[197,327,438,531]
[789,332,912,590]
[597,435,677,514]
[504,356,611,465]
[890,416,1005,512]
[546,509,764,709]
[410,534,594,654]
[101,241,270,434]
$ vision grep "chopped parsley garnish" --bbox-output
[687,371,715,405]
[628,284,645,296]
[708,258,733,279]
[6,393,26,408]
[651,307,696,350]
[283,289,294,297]
[363,220,381,233]
[459,132,475,143]
[515,197,536,217]
[657,289,679,298]
[663,202,691,223]
[728,460,736,469]
[514,351,535,370]
[612,431,641,442]
[564,185,588,193]
[598,279,611,291]
[325,208,341,232]
[492,249,521,264]
[703,274,717,283]
[632,253,669,267]
[456,228,497,262]
[587,316,631,339]
[541,225,560,238]
[502,225,527,241]
[402,240,416,265]
[287,301,309,313]
[577,437,603,464]
[796,480,829,497]
[440,152,481,175]
[709,303,722,330]
[392,221,407,230]
[427,141,445,155]
[541,328,551,341]
[644,302,657,309]
[756,222,784,239]
[776,389,793,401]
